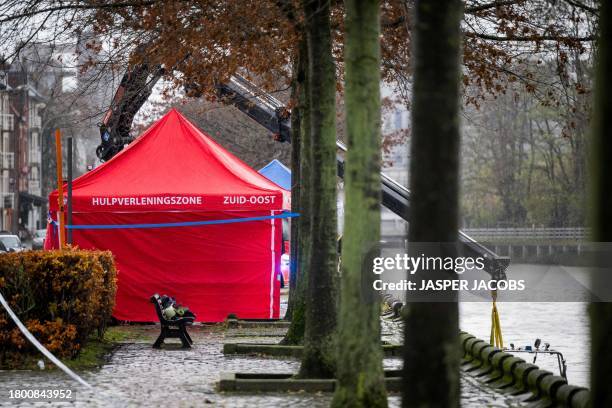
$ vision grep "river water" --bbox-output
[381,261,591,387]
[460,263,591,388]
[460,301,589,388]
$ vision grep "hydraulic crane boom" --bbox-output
[216,76,291,142]
[98,67,509,280]
[96,60,165,162]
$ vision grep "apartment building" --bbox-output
[0,68,45,235]
[0,75,15,232]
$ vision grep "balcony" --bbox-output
[0,113,14,131]
[1,152,14,169]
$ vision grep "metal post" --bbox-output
[54,129,65,248]
[67,137,73,245]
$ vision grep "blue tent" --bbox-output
[259,159,291,190]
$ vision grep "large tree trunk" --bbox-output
[285,34,305,322]
[298,0,338,378]
[283,35,310,343]
[331,0,387,406]
[590,2,612,407]
[402,1,463,407]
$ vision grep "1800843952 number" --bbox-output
[8,389,75,401]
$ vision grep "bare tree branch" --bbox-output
[464,0,523,14]
[562,0,599,15]
[0,0,174,24]
[465,31,596,42]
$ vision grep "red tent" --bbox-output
[46,109,288,322]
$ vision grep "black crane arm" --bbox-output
[96,61,164,162]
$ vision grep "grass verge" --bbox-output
[2,326,149,371]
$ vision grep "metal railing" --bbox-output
[461,227,588,241]
[0,113,14,131]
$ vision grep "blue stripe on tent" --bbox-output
[51,212,299,230]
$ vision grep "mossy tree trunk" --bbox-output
[283,35,310,343]
[285,34,305,322]
[402,1,463,407]
[298,0,338,378]
[331,0,387,406]
[590,2,612,407]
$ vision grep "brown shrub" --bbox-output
[0,249,117,368]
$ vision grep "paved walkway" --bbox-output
[0,323,524,407]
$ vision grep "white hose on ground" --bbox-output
[0,289,92,389]
[0,289,130,407]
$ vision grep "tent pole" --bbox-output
[67,137,73,245]
[55,129,65,248]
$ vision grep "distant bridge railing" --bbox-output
[460,227,588,242]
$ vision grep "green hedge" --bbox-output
[0,249,117,368]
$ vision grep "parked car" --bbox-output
[32,229,47,250]
[0,234,26,252]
